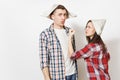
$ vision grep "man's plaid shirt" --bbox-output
[39,25,78,80]
[72,43,110,80]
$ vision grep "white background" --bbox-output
[0,0,120,80]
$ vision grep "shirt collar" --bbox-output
[49,24,69,35]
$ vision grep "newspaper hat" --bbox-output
[91,19,106,35]
[41,4,77,19]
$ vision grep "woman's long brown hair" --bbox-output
[86,20,107,53]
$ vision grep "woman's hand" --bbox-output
[70,53,76,60]
[70,51,81,60]
[69,29,75,38]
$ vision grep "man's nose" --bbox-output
[61,15,66,19]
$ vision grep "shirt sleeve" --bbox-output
[39,32,49,70]
[74,43,96,59]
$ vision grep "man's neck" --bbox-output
[53,24,64,29]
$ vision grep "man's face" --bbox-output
[51,9,68,27]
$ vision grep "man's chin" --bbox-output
[60,24,64,27]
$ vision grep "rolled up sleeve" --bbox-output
[39,32,49,70]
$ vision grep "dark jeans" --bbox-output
[65,73,76,80]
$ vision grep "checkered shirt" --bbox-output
[39,25,78,80]
[73,43,110,80]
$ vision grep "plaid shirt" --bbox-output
[39,25,77,80]
[72,43,110,80]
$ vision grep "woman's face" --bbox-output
[85,22,96,39]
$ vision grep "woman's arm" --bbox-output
[68,29,75,57]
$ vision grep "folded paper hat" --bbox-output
[40,4,77,19]
[91,19,106,35]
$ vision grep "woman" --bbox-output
[68,19,111,80]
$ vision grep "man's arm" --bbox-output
[39,32,50,80]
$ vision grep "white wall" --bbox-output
[0,0,120,80]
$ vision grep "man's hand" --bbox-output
[42,67,50,80]
[44,77,50,80]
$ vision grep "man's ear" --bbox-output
[51,15,54,20]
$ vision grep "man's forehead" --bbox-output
[53,9,67,14]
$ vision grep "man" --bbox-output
[39,4,78,80]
